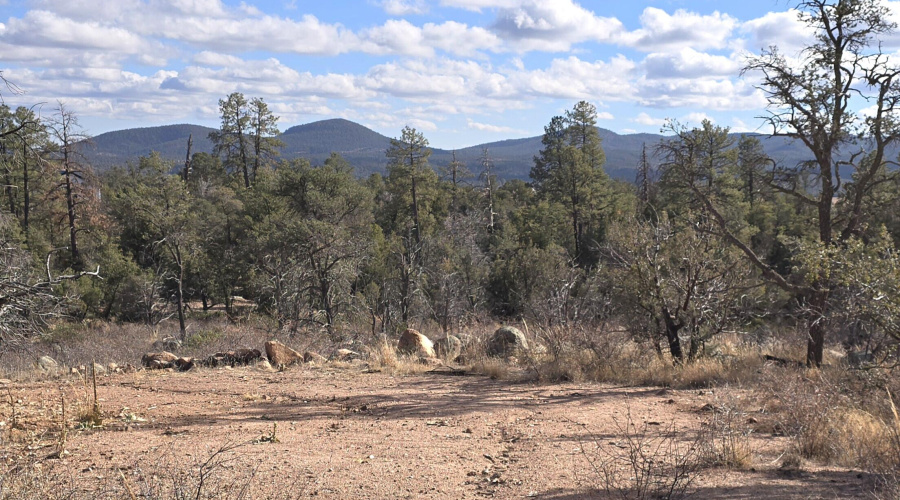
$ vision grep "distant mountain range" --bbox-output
[84,118,821,182]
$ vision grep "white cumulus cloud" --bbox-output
[618,7,737,52]
[380,0,429,15]
[492,0,624,52]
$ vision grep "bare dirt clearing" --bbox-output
[1,365,877,499]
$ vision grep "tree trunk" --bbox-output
[662,310,684,365]
[411,168,421,247]
[571,175,580,258]
[22,140,29,237]
[3,145,15,215]
[253,127,261,183]
[487,176,495,234]
[321,278,336,339]
[806,289,828,367]
[238,129,250,189]
[182,134,193,182]
[63,153,80,269]
[176,260,186,340]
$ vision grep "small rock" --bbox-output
[107,363,119,373]
[91,363,107,376]
[256,359,274,372]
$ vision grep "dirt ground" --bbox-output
[0,363,880,499]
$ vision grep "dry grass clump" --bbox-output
[760,366,900,473]
[467,356,509,380]
[802,407,895,467]
[366,340,435,376]
[0,462,79,500]
[529,347,594,382]
[519,329,767,389]
[698,394,754,469]
[75,366,103,429]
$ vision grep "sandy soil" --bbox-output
[0,363,879,499]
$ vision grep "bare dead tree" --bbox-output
[182,133,193,182]
[0,71,22,106]
[0,214,100,353]
[45,103,91,270]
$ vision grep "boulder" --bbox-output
[487,326,528,357]
[232,348,262,365]
[206,348,263,368]
[37,356,58,373]
[303,351,327,364]
[174,357,196,371]
[433,335,462,361]
[397,329,436,358]
[264,340,304,367]
[141,351,178,370]
[152,336,181,352]
[204,353,229,367]
[91,362,107,376]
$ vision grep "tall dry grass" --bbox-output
[758,364,900,476]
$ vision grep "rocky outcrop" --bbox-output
[205,348,262,367]
[141,351,179,370]
[174,357,196,371]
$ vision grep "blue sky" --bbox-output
[0,0,881,148]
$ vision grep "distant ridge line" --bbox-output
[85,119,822,181]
